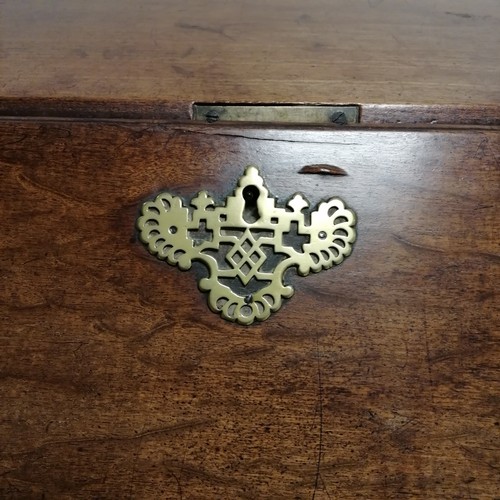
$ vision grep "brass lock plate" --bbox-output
[137,166,356,325]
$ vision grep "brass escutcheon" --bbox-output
[136,166,356,325]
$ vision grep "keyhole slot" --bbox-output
[242,185,260,224]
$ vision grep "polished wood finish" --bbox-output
[1,120,498,498]
[2,0,499,497]
[1,98,500,126]
[2,0,500,106]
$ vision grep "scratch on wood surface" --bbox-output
[392,233,446,254]
[171,64,195,78]
[169,460,247,487]
[16,171,89,206]
[473,136,489,160]
[477,251,500,262]
[226,345,275,358]
[174,128,361,146]
[457,444,499,471]
[445,11,473,19]
[134,320,171,343]
[0,134,28,148]
[5,419,213,457]
[181,46,194,58]
[486,139,499,168]
[176,22,234,40]
[422,305,436,407]
[168,467,184,499]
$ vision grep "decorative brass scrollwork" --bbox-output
[137,166,356,325]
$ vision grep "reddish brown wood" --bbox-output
[1,98,499,127]
[2,0,499,497]
[1,0,499,106]
[0,97,192,122]
[361,104,500,127]
[0,120,498,498]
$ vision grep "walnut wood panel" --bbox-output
[2,0,500,106]
[0,121,499,498]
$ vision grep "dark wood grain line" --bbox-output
[5,420,214,458]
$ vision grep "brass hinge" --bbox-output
[192,104,359,125]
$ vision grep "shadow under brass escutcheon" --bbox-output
[137,166,357,324]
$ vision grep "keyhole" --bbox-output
[242,185,260,224]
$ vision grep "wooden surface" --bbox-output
[1,99,500,127]
[0,120,498,498]
[1,0,500,106]
[2,1,499,497]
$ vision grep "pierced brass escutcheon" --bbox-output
[136,166,356,325]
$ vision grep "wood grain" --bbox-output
[1,0,500,106]
[1,99,500,127]
[0,120,498,498]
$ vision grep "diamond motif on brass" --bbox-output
[136,166,357,325]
